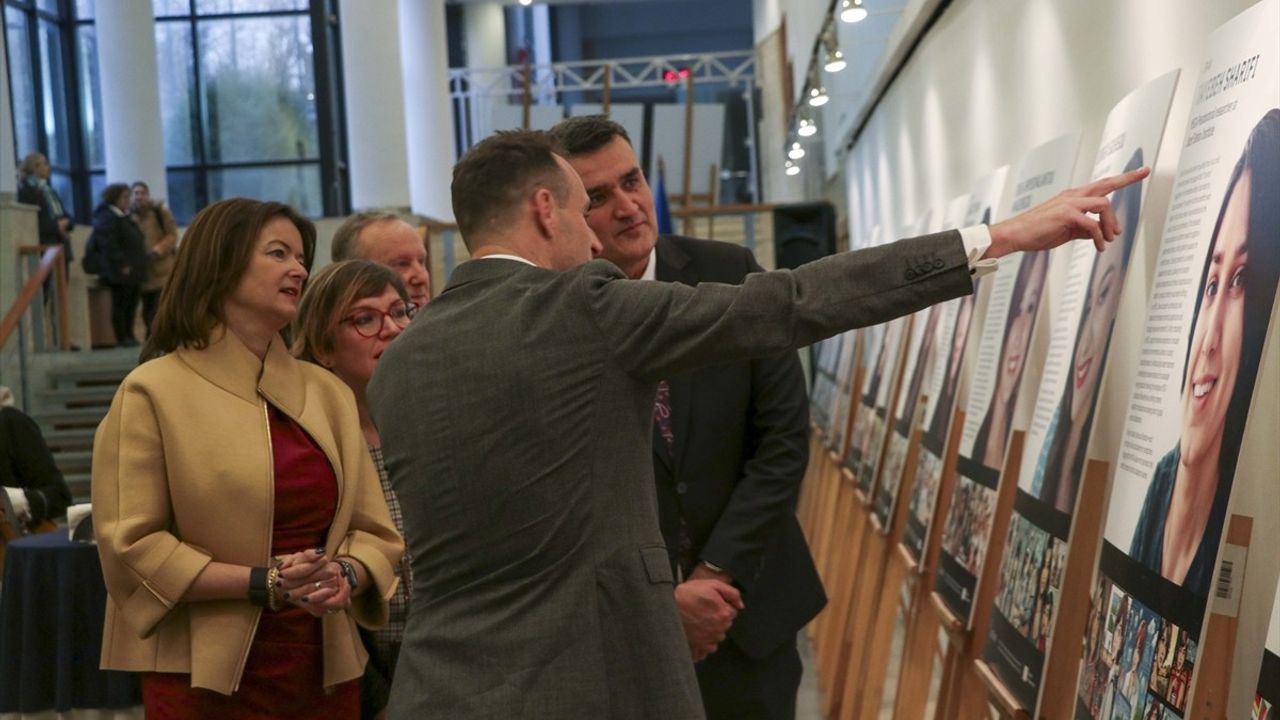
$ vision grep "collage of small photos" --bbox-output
[1076,578,1197,720]
[938,477,994,575]
[993,514,1067,652]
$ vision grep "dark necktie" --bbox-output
[654,380,695,578]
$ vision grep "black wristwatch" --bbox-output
[336,559,359,592]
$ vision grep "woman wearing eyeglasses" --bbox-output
[292,259,416,720]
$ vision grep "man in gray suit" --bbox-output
[368,129,1145,719]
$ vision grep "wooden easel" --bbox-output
[929,430,1024,720]
[1186,513,1251,719]
[972,458,1109,719]
[889,409,964,720]
[826,326,915,718]
[840,425,927,719]
[808,365,867,676]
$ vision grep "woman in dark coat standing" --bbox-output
[92,183,148,347]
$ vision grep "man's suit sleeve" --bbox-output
[581,230,974,383]
[698,251,811,592]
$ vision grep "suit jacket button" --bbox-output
[905,269,916,280]
[676,482,689,495]
[934,258,944,269]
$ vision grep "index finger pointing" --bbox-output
[1080,166,1151,197]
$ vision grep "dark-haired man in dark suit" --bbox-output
[552,116,824,718]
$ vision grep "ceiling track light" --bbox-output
[785,160,801,176]
[840,0,868,23]
[788,141,806,160]
[808,85,829,107]
[798,117,817,137]
[822,29,846,73]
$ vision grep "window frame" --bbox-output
[3,0,348,223]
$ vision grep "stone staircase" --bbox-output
[27,349,139,505]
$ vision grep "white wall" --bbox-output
[829,1,1269,716]
[840,0,1256,245]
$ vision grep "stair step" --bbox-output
[43,428,97,452]
[64,473,91,505]
[33,409,107,431]
[54,449,93,473]
[53,368,131,389]
[38,387,120,409]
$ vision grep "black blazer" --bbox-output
[0,406,72,523]
[91,204,148,286]
[652,235,827,659]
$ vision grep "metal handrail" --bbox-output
[0,245,69,352]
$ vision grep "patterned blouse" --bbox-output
[368,446,411,650]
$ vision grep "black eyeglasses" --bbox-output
[342,303,417,338]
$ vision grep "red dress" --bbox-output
[142,405,360,718]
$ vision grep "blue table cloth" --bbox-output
[0,532,141,713]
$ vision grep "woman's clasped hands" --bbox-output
[274,548,351,617]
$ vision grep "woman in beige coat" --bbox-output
[91,198,403,718]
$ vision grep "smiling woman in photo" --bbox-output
[1129,109,1280,597]
[1034,149,1145,512]
[973,250,1050,470]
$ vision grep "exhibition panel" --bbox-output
[982,69,1181,714]
[935,133,1078,628]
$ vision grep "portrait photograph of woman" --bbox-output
[1032,148,1147,512]
[1129,108,1280,599]
[972,250,1051,471]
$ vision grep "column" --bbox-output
[530,5,554,105]
[398,0,456,221]
[463,2,506,69]
[338,0,411,211]
[462,1,506,146]
[0,22,16,197]
[95,2,168,200]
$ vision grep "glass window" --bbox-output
[152,0,191,18]
[88,171,106,206]
[155,21,197,164]
[76,24,104,168]
[49,170,75,218]
[207,164,322,217]
[75,0,94,20]
[164,168,199,223]
[197,15,317,164]
[6,7,38,158]
[36,18,71,166]
[35,0,60,16]
[195,0,307,14]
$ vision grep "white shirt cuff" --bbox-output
[5,486,31,523]
[959,225,999,278]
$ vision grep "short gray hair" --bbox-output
[331,211,404,262]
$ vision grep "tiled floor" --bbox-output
[797,634,825,719]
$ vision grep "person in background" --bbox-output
[16,152,74,271]
[331,212,432,310]
[292,260,417,720]
[130,181,179,338]
[1,398,73,530]
[92,197,403,718]
[92,184,148,348]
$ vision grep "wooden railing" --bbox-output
[0,245,70,352]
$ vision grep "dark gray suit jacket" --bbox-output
[369,230,972,720]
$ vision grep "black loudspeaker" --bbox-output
[772,201,836,270]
